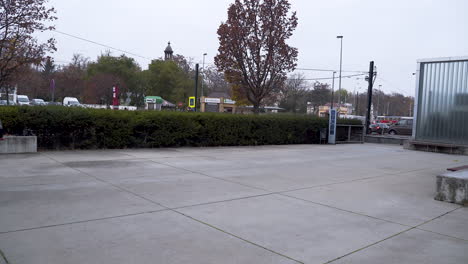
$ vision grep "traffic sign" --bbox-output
[189,97,196,108]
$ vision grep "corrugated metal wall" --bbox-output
[416,59,468,145]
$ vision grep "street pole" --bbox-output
[365,61,375,134]
[51,79,55,102]
[201,53,207,98]
[377,84,382,117]
[337,36,343,114]
[194,63,199,112]
[355,92,359,115]
[330,71,336,110]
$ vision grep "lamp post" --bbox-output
[337,36,343,114]
[330,71,336,110]
[201,53,207,98]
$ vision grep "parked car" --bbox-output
[63,97,82,107]
[369,123,390,134]
[0,100,16,106]
[47,101,62,106]
[30,99,47,106]
[17,95,30,106]
[388,119,414,136]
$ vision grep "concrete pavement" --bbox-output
[0,144,467,263]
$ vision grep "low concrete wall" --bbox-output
[365,135,409,145]
[0,136,37,154]
[435,170,468,206]
[405,141,468,155]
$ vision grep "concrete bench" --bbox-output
[435,170,468,206]
[0,136,37,154]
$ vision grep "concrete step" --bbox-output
[435,170,468,206]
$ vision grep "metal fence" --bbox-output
[414,57,468,145]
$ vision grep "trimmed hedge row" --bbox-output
[0,106,361,150]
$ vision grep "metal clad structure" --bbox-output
[413,57,468,145]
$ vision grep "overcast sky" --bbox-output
[43,0,468,96]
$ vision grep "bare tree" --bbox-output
[53,54,88,101]
[204,65,231,96]
[215,0,298,113]
[0,0,56,104]
[279,73,308,113]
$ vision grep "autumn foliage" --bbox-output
[215,0,298,112]
[0,0,57,103]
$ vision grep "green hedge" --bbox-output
[0,106,361,150]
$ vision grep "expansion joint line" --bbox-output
[0,249,10,264]
[39,153,304,264]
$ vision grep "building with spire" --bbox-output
[164,42,174,61]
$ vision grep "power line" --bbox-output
[377,77,413,96]
[295,68,367,73]
[53,30,153,61]
[51,30,372,81]
[303,73,366,81]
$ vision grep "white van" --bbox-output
[17,95,30,106]
[63,97,81,107]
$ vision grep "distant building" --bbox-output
[0,86,17,103]
[317,103,353,117]
[200,96,237,113]
[164,42,174,61]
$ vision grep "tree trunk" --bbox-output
[6,86,9,106]
[253,103,261,114]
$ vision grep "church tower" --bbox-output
[164,42,174,61]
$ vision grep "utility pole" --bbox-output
[194,64,199,112]
[377,85,382,117]
[201,53,207,98]
[355,91,359,115]
[365,61,375,134]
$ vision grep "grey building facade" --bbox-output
[413,56,468,145]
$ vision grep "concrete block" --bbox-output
[405,140,468,155]
[0,136,37,154]
[365,135,409,145]
[435,170,468,206]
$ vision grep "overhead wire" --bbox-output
[295,68,367,73]
[52,30,153,61]
[302,73,366,82]
[377,77,413,96]
[52,30,374,84]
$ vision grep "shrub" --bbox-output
[0,106,362,150]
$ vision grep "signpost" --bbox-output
[112,85,119,109]
[329,109,337,144]
[189,97,196,109]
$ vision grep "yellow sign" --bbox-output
[189,97,196,108]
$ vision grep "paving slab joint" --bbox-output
[0,249,9,264]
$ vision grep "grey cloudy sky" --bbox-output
[43,0,468,96]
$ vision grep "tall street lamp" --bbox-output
[330,71,336,110]
[201,53,207,98]
[337,36,343,113]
